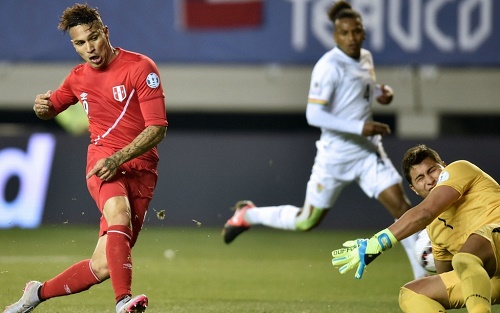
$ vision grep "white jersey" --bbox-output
[307,47,381,161]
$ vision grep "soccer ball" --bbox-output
[414,230,436,274]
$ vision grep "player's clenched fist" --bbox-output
[33,90,55,119]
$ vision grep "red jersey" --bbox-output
[51,48,167,165]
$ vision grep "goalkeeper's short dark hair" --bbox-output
[401,144,444,184]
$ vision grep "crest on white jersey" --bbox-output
[310,81,322,96]
[146,73,160,88]
[113,85,127,102]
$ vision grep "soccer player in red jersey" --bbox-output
[4,4,167,313]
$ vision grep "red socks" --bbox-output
[40,259,100,299]
[106,225,133,302]
[39,225,133,303]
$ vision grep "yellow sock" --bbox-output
[452,252,491,313]
[399,287,447,312]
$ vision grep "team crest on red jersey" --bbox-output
[112,85,127,102]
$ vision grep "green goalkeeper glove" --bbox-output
[331,228,398,279]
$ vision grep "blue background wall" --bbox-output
[1,0,499,65]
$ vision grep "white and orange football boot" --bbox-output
[116,294,148,313]
[3,281,42,313]
[222,200,255,244]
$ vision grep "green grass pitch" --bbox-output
[0,225,478,312]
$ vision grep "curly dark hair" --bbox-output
[401,144,444,184]
[58,3,104,32]
[328,1,362,23]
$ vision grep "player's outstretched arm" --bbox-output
[331,228,398,279]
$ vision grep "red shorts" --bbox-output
[86,146,158,247]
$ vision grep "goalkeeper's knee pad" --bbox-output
[399,287,446,312]
[452,252,491,312]
[452,252,484,274]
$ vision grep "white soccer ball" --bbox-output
[414,230,436,274]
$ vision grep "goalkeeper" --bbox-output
[332,144,500,312]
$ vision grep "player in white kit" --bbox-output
[222,1,427,279]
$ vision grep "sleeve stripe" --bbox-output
[308,98,328,105]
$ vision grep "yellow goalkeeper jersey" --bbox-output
[427,160,500,262]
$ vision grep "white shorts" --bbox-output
[304,141,402,209]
